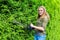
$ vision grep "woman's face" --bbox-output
[38,7,44,15]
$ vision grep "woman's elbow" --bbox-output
[40,27,45,32]
[42,28,45,32]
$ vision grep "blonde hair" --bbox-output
[38,6,46,13]
[38,6,47,18]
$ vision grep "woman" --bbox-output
[30,6,50,40]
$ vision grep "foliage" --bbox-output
[0,0,60,40]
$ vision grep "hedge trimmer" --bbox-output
[11,20,35,31]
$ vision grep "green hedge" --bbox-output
[0,0,60,40]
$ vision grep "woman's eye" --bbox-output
[40,10,43,11]
[38,10,43,11]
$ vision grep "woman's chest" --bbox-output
[36,16,48,26]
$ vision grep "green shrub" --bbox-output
[0,0,60,40]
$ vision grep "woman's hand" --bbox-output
[30,23,35,28]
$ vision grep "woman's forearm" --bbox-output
[33,26,44,32]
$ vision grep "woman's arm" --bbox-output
[33,26,44,32]
[30,23,44,32]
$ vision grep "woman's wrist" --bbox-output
[32,25,36,28]
[30,23,35,28]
